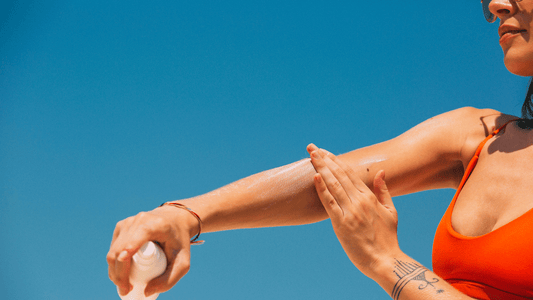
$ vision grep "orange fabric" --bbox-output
[432,120,533,300]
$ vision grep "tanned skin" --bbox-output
[108,106,523,297]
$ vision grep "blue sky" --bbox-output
[1,1,530,299]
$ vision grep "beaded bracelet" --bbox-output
[160,202,204,245]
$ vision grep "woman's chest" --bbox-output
[452,141,533,237]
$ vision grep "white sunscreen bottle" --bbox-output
[118,241,167,300]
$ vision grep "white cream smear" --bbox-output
[357,156,387,167]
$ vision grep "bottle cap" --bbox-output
[133,241,161,267]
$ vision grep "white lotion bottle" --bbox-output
[118,241,167,300]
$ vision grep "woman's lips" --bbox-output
[499,24,526,38]
[501,29,527,37]
[499,29,527,44]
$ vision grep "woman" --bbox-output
[107,1,533,299]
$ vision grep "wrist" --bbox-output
[156,203,203,243]
[367,252,415,295]
[366,250,407,280]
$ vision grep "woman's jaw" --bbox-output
[500,20,533,76]
[491,0,533,76]
[502,29,533,77]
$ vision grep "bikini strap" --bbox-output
[456,118,519,193]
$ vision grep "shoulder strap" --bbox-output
[456,119,519,193]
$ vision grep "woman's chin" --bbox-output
[504,60,533,77]
[503,52,533,76]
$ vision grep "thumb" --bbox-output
[145,241,191,296]
[373,170,395,213]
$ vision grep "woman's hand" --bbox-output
[107,204,199,297]
[307,144,401,278]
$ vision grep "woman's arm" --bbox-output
[183,107,500,232]
[307,145,474,299]
[107,107,511,296]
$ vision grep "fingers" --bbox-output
[308,147,354,210]
[308,144,367,191]
[108,205,202,298]
[308,144,373,206]
[111,223,121,245]
[373,170,397,218]
[313,173,343,219]
[145,239,192,296]
[107,211,180,295]
[327,152,370,193]
[373,171,390,205]
[115,251,132,295]
[108,228,150,289]
[107,218,139,296]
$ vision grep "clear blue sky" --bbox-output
[1,1,529,299]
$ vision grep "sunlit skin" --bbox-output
[107,1,533,299]
[491,0,533,75]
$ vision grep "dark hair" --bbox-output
[517,78,533,129]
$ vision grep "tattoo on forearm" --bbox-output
[391,259,443,300]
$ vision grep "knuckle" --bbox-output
[114,274,126,286]
[345,168,358,179]
[358,199,370,212]
[115,219,125,229]
[108,268,115,281]
[151,214,166,227]
[135,211,169,233]
[369,194,380,205]
[157,284,171,294]
[172,256,191,276]
[179,259,191,273]
[117,215,134,227]
[183,262,191,273]
[352,201,365,214]
[147,215,171,235]
[106,252,115,264]
[137,211,148,220]
[331,180,343,192]
[349,212,363,224]
[329,164,342,175]
[318,185,330,197]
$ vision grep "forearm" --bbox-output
[178,159,329,233]
[372,253,474,300]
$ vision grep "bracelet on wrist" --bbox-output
[160,202,204,245]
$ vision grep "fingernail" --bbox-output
[314,174,321,183]
[118,250,128,262]
[118,286,129,296]
[311,151,320,158]
[145,287,155,297]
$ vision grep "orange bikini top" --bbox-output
[432,119,533,300]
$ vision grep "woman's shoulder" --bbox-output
[405,107,518,164]
[422,106,517,134]
[437,107,519,165]
[426,106,517,128]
